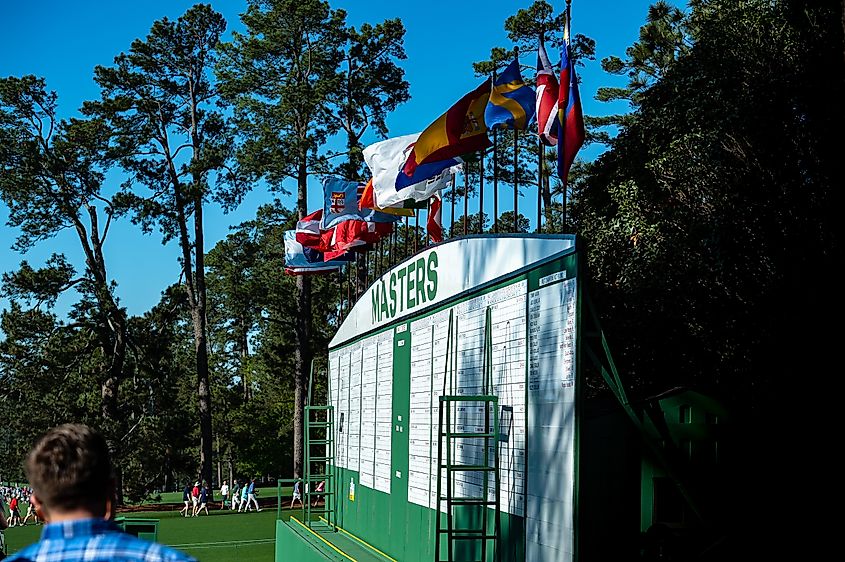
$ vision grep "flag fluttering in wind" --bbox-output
[358,178,417,216]
[284,230,349,275]
[295,209,324,247]
[364,134,462,209]
[401,78,492,177]
[485,59,535,130]
[322,176,401,229]
[536,37,559,146]
[326,219,393,260]
[557,14,586,182]
[427,192,443,243]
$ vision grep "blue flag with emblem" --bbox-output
[322,176,401,229]
[484,59,536,131]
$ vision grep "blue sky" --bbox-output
[0,0,667,324]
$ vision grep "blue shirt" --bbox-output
[7,518,197,562]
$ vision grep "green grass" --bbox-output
[3,505,309,562]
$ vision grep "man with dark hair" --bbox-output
[6,423,196,562]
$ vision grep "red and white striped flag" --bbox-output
[536,37,559,146]
[427,192,443,243]
[295,209,323,247]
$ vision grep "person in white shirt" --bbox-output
[219,480,229,510]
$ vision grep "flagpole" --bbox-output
[493,143,498,233]
[478,150,485,234]
[450,173,455,238]
[425,201,430,248]
[563,0,572,233]
[337,267,343,322]
[404,216,409,258]
[513,47,520,233]
[389,225,395,269]
[514,130,519,231]
[463,166,469,236]
[377,239,382,277]
[346,261,352,312]
[414,209,419,254]
[538,135,544,232]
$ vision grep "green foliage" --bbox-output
[332,18,411,179]
[217,0,348,190]
[595,1,691,131]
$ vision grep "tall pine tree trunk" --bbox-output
[293,159,312,479]
[77,207,128,504]
[240,316,251,400]
[193,194,214,488]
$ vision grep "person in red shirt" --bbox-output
[8,496,21,527]
[190,482,200,516]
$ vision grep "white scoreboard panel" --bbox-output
[329,328,394,494]
[328,236,578,562]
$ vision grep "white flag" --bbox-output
[363,133,462,209]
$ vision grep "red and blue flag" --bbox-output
[557,16,585,182]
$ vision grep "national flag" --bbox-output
[536,37,559,146]
[364,133,462,209]
[558,15,586,182]
[401,78,492,177]
[485,59,535,130]
[327,219,393,259]
[322,176,401,229]
[358,179,416,217]
[427,192,443,244]
[284,230,347,275]
[295,209,323,247]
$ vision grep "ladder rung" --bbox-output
[308,457,331,462]
[440,497,496,505]
[437,529,497,539]
[440,395,498,403]
[440,432,496,438]
[440,464,495,471]
[308,422,332,427]
[308,439,332,445]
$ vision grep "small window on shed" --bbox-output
[679,404,691,424]
[705,412,718,425]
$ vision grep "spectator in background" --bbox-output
[190,482,200,517]
[237,481,249,512]
[290,480,303,509]
[219,480,229,510]
[5,423,196,562]
[230,480,240,511]
[246,478,260,512]
[7,497,20,528]
[178,483,191,518]
[1,495,8,556]
[21,493,39,526]
[195,482,209,516]
[312,479,325,507]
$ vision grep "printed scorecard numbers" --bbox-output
[329,330,394,495]
[528,277,577,397]
[408,281,527,517]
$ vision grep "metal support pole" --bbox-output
[478,152,485,233]
[538,136,544,232]
[493,127,499,233]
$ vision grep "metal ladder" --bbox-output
[304,362,336,530]
[435,308,501,562]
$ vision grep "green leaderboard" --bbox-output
[277,235,581,562]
